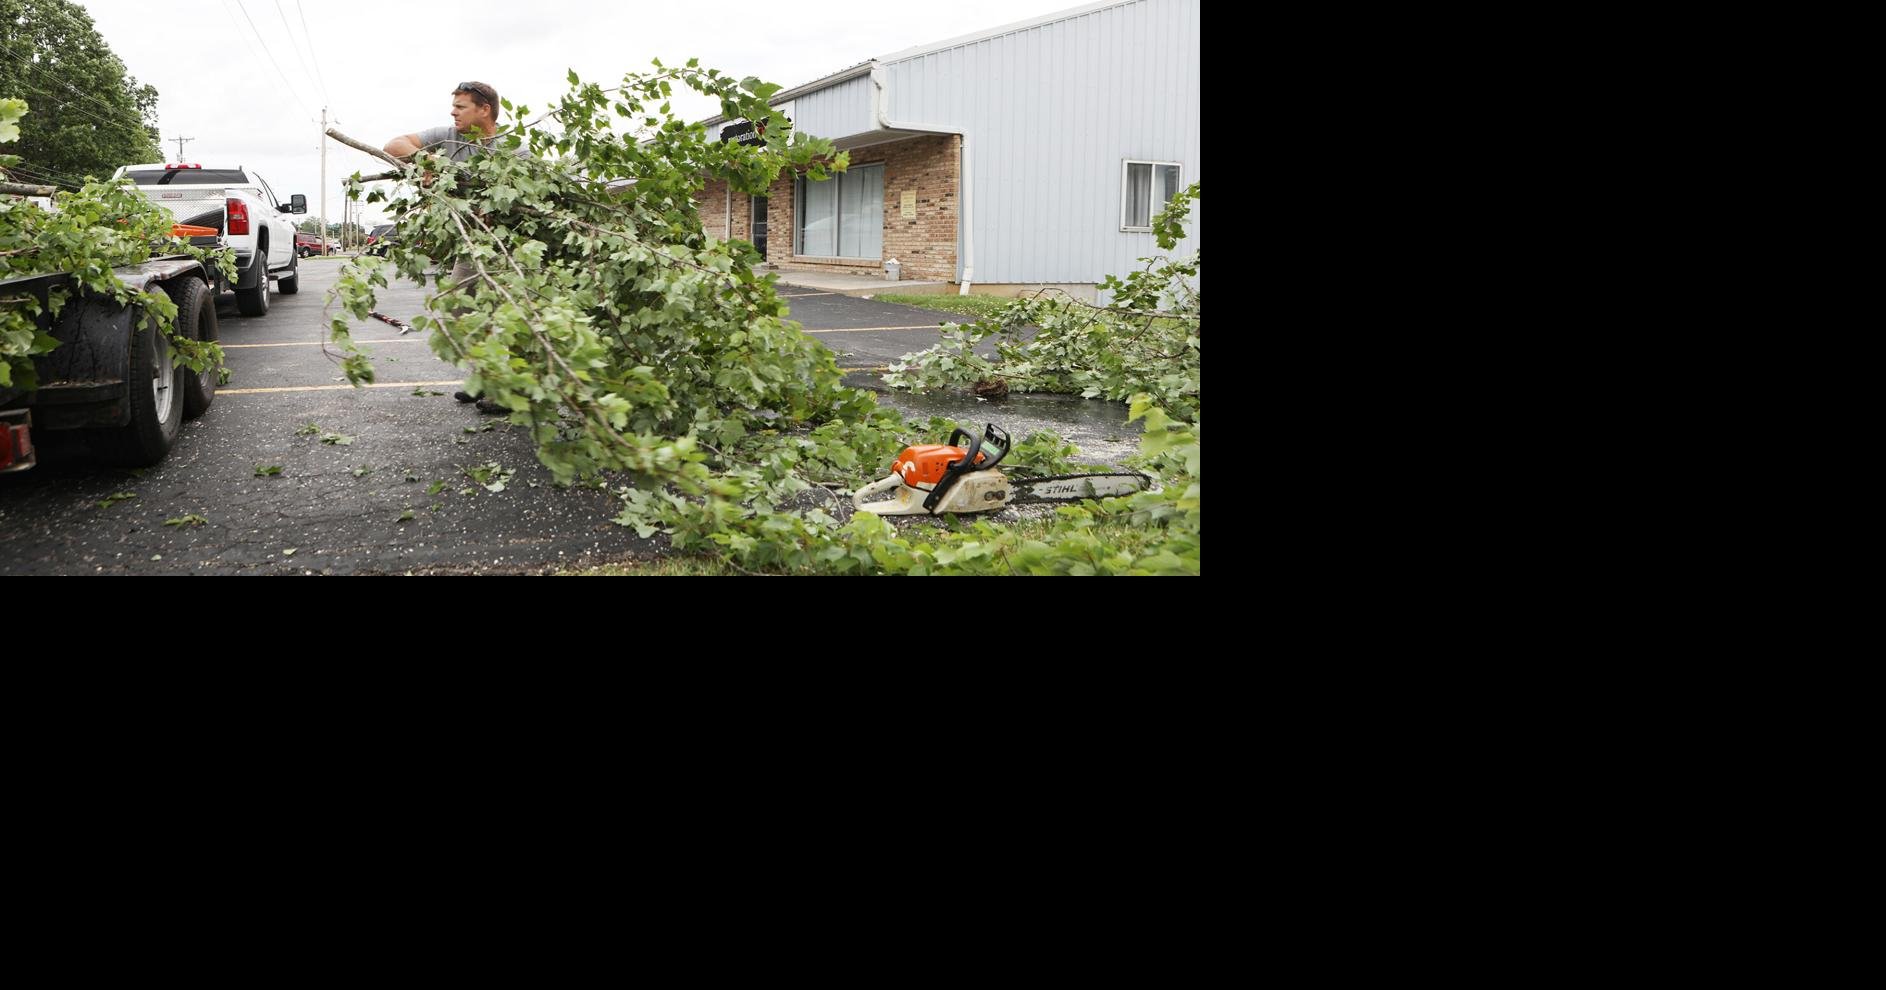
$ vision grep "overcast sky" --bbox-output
[71,0,1093,227]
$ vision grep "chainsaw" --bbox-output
[851,423,1150,516]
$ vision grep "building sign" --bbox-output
[901,191,917,218]
[720,115,794,147]
[720,121,761,146]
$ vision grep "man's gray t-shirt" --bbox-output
[414,126,525,162]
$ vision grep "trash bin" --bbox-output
[885,259,901,282]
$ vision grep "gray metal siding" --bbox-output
[791,75,878,140]
[878,0,1199,284]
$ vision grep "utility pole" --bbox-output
[319,107,327,260]
[171,135,194,162]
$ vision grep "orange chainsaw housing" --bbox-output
[892,444,987,487]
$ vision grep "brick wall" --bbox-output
[693,134,960,281]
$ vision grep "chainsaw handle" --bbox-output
[945,427,984,472]
[926,424,1009,513]
[946,423,1010,471]
[852,474,903,509]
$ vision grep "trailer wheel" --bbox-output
[277,249,299,295]
[170,277,219,419]
[236,238,270,317]
[94,304,185,466]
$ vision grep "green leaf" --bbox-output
[397,509,415,522]
[254,465,283,477]
[0,98,25,143]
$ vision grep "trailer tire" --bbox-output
[169,277,219,419]
[94,304,184,466]
[236,237,270,317]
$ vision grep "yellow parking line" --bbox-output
[220,338,427,349]
[804,325,941,334]
[219,380,462,395]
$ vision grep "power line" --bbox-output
[0,45,150,131]
[294,0,331,104]
[225,0,316,122]
[0,63,149,135]
[8,166,81,188]
[273,0,326,105]
[0,39,146,126]
[5,161,85,188]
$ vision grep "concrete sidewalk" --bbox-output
[765,265,952,298]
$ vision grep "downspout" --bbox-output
[871,63,973,295]
[726,184,733,241]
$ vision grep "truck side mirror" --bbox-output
[289,194,307,214]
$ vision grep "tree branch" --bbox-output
[324,127,407,169]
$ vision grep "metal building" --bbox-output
[696,0,1200,300]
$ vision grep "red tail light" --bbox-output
[226,197,249,235]
[1,415,32,474]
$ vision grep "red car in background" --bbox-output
[295,232,327,257]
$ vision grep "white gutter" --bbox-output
[870,64,974,295]
[726,183,733,240]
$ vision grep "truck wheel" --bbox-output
[236,240,271,317]
[169,277,219,419]
[277,249,299,295]
[94,305,184,466]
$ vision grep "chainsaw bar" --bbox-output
[1005,472,1151,504]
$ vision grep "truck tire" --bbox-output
[169,276,218,419]
[94,305,184,466]
[277,249,299,295]
[236,237,270,317]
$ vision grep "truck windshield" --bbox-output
[124,169,251,185]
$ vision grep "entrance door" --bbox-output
[751,195,768,259]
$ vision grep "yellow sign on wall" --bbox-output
[901,191,917,218]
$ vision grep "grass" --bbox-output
[874,293,1014,321]
[566,509,1156,575]
[874,292,1190,334]
[569,556,744,576]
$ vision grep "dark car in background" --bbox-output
[364,223,397,257]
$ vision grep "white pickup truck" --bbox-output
[111,163,306,317]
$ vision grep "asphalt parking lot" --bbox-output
[1,259,1136,574]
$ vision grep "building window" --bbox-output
[796,164,883,259]
[1121,161,1183,232]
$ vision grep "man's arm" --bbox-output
[383,132,426,160]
